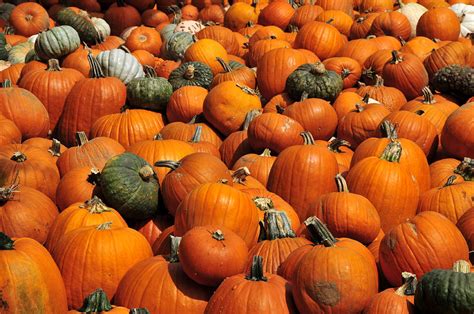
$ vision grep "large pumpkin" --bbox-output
[0,232,68,313]
[416,7,461,41]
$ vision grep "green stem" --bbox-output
[212,229,225,241]
[260,148,272,157]
[10,152,26,162]
[303,216,338,247]
[327,137,351,153]
[421,86,436,104]
[96,221,112,230]
[48,139,62,157]
[47,59,62,71]
[130,309,151,314]
[380,120,398,140]
[443,175,457,188]
[335,174,349,193]
[300,131,315,145]
[262,210,295,240]
[452,260,471,273]
[167,235,181,263]
[139,165,155,181]
[77,288,112,312]
[242,109,261,130]
[154,160,181,170]
[75,131,89,146]
[245,255,267,281]
[0,232,14,250]
[80,196,111,213]
[189,125,202,143]
[380,141,402,162]
[144,65,157,78]
[232,167,251,184]
[216,57,233,73]
[86,168,101,185]
[395,272,417,296]
[454,158,474,181]
[253,197,275,212]
[87,53,105,78]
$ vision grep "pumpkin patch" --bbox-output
[0,1,473,313]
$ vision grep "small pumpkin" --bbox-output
[9,2,49,37]
[168,61,213,90]
[96,48,144,84]
[126,67,173,111]
[55,167,101,211]
[35,25,81,60]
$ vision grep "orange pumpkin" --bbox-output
[125,26,162,56]
[184,38,229,75]
[294,21,344,60]
[9,2,49,37]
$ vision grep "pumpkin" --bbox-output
[316,10,353,36]
[100,152,159,221]
[203,81,261,136]
[22,137,66,163]
[290,4,324,29]
[114,237,213,313]
[416,7,461,41]
[267,132,339,221]
[294,21,344,61]
[8,41,34,64]
[369,11,412,41]
[451,3,474,36]
[52,222,152,309]
[423,41,471,78]
[257,0,294,30]
[397,1,428,38]
[68,288,130,313]
[196,25,239,56]
[184,38,229,75]
[35,25,80,61]
[429,157,472,188]
[332,92,367,121]
[186,125,221,158]
[0,80,49,139]
[132,49,155,66]
[292,218,379,313]
[168,61,213,90]
[0,183,58,244]
[206,255,297,313]
[126,71,173,111]
[248,25,286,47]
[211,57,256,89]
[306,174,381,245]
[55,167,101,211]
[174,182,260,247]
[46,196,127,251]
[350,13,380,39]
[368,35,403,51]
[257,47,307,101]
[61,45,101,77]
[55,8,102,45]
[0,113,21,145]
[323,57,362,89]
[18,59,84,131]
[179,225,248,286]
[56,132,125,176]
[401,86,458,119]
[163,31,194,60]
[399,36,439,61]
[379,211,469,286]
[166,86,207,123]
[314,138,354,174]
[230,167,266,191]
[442,103,474,159]
[156,153,231,215]
[417,175,474,223]
[198,4,225,25]
[104,0,142,36]
[356,75,408,112]
[125,26,162,56]
[90,109,164,149]
[364,50,395,83]
[247,37,291,68]
[9,2,49,37]
[337,38,379,67]
[0,144,60,200]
[0,232,68,313]
[96,48,144,84]
[131,214,174,246]
[92,35,125,51]
[457,207,474,251]
[233,149,276,187]
[224,1,259,31]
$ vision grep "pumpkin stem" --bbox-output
[442,175,457,188]
[48,139,62,157]
[216,57,232,73]
[454,157,474,181]
[260,148,272,157]
[362,94,370,104]
[335,174,349,193]
[303,216,338,247]
[414,110,425,116]
[47,59,62,71]
[242,109,261,130]
[325,18,334,24]
[0,79,12,88]
[421,86,436,104]
[395,272,417,296]
[390,50,403,64]
[0,183,19,203]
[232,167,251,185]
[300,91,309,102]
[310,62,326,75]
[276,104,286,114]
[153,133,163,140]
[261,210,295,240]
[355,103,365,112]
[380,120,399,140]
[452,260,471,273]
[236,83,258,95]
[80,196,111,214]
[77,288,112,312]
[211,229,225,241]
[167,235,181,263]
[380,141,402,163]
[375,75,384,87]
[10,152,27,162]
[130,309,151,314]
[340,68,351,79]
[184,64,195,80]
[246,255,268,281]
[87,53,106,78]
[139,165,155,181]
[300,131,315,145]
[189,125,203,143]
[144,65,157,78]
[86,168,101,185]
[96,221,113,230]
[154,160,181,170]
[75,131,89,146]
[0,232,14,250]
[327,137,351,153]
[253,197,275,212]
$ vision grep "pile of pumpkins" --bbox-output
[0,0,473,313]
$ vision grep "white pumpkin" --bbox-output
[91,17,111,41]
[397,1,428,39]
[96,49,144,84]
[451,3,474,37]
[174,20,205,35]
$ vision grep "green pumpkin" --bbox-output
[100,152,160,221]
[8,41,34,64]
[0,33,10,61]
[415,260,474,314]
[127,67,173,111]
[35,25,81,61]
[285,62,343,102]
[56,8,101,45]
[0,3,15,21]
[431,65,473,103]
[168,61,213,90]
[164,31,194,61]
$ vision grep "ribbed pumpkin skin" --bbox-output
[100,152,160,221]
[159,122,222,148]
[441,103,474,159]
[126,76,173,111]
[45,199,127,251]
[0,114,21,145]
[0,186,58,244]
[0,235,68,313]
[51,224,153,309]
[267,144,339,221]
[55,8,101,45]
[294,21,344,61]
[166,86,208,123]
[417,181,474,224]
[168,61,214,91]
[96,49,145,84]
[233,152,276,187]
[18,60,84,131]
[9,2,49,37]
[114,256,213,314]
[379,211,469,287]
[56,137,125,177]
[0,144,60,200]
[363,288,415,314]
[127,138,195,185]
[0,84,50,139]
[34,25,81,60]
[90,109,165,149]
[175,183,260,248]
[457,207,474,251]
[429,158,464,188]
[56,76,127,147]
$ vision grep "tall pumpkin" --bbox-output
[0,232,68,313]
[56,54,127,146]
[18,59,84,132]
